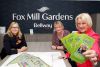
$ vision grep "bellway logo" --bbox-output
[37,6,49,12]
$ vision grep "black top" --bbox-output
[0,34,27,59]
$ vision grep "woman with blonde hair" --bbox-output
[65,13,100,67]
[0,22,27,59]
[52,21,70,50]
[52,21,77,67]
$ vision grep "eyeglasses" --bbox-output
[11,27,19,29]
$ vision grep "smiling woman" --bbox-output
[0,22,28,59]
[74,13,100,67]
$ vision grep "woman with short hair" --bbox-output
[74,13,100,67]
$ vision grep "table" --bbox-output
[0,42,71,67]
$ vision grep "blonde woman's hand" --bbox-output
[83,50,98,65]
[20,46,28,51]
[51,45,57,50]
[57,46,64,50]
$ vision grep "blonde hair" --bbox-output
[54,21,64,29]
[75,13,93,28]
[6,22,22,38]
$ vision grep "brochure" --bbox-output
[61,33,94,63]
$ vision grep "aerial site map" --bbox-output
[1,52,66,67]
[7,53,51,67]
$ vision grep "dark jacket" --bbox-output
[0,34,27,59]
